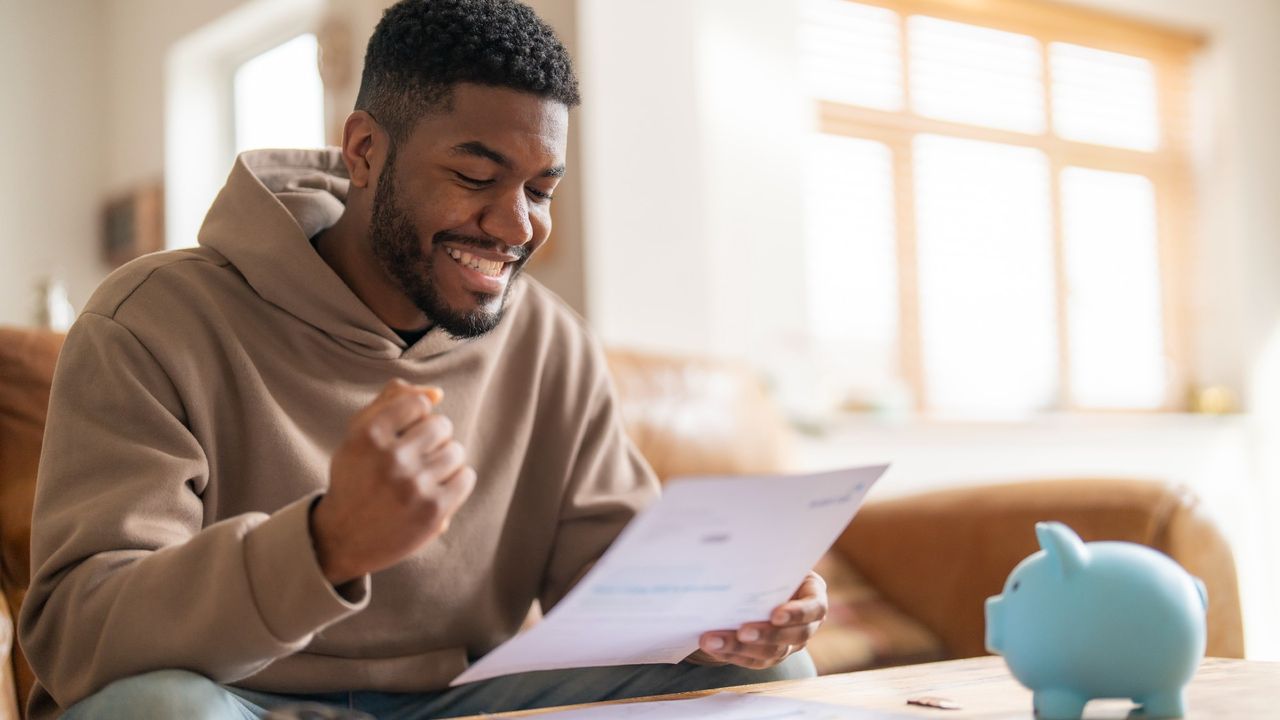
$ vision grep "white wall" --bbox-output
[0,0,108,325]
[578,0,814,364]
[103,0,259,194]
[578,0,712,352]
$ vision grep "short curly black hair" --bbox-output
[355,0,580,142]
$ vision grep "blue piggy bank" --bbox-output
[985,522,1207,719]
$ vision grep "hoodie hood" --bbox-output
[198,148,477,361]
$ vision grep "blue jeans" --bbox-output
[62,653,816,719]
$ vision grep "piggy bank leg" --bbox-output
[1137,688,1187,718]
[1033,689,1088,720]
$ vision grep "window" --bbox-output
[232,33,326,154]
[800,0,1200,416]
[165,0,326,249]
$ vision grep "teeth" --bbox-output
[446,248,505,278]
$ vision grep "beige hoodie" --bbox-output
[19,149,659,719]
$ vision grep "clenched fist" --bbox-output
[310,379,476,585]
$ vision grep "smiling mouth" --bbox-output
[446,247,510,278]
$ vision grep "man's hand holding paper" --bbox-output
[690,571,829,670]
[451,465,886,686]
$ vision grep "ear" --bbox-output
[340,110,388,190]
[1035,522,1089,579]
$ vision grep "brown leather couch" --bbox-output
[0,329,1245,719]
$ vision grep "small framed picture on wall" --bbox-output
[102,182,164,267]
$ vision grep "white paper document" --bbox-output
[452,464,888,685]
[524,692,917,720]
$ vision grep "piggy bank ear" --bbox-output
[1035,522,1089,579]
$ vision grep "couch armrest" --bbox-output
[834,478,1245,660]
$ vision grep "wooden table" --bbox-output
[489,657,1280,719]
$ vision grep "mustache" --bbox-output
[433,231,530,262]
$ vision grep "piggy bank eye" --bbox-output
[1012,581,1021,592]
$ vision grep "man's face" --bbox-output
[369,83,569,338]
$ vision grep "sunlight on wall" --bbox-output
[1246,321,1280,660]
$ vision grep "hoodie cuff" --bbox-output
[243,493,371,645]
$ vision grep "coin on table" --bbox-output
[906,695,962,710]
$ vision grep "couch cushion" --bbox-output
[0,326,65,712]
[806,552,945,674]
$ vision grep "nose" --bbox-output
[478,188,534,249]
[985,595,1003,653]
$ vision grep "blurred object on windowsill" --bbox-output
[1188,385,1239,415]
[787,404,1251,439]
[780,377,915,438]
[838,379,914,418]
[32,276,75,331]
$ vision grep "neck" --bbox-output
[314,212,430,332]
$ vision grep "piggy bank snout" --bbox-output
[985,595,1003,653]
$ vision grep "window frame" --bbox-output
[811,0,1204,413]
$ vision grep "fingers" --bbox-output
[770,572,828,626]
[358,381,447,447]
[694,573,830,671]
[356,380,445,436]
[378,378,444,405]
[437,465,476,504]
[735,620,822,647]
[696,618,819,666]
[770,597,826,626]
[420,440,466,481]
[697,632,792,669]
[395,413,454,456]
[364,393,434,447]
[419,465,477,535]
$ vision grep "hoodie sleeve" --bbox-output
[538,332,661,611]
[18,312,370,709]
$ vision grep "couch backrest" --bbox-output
[602,349,791,482]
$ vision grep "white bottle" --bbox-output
[34,276,76,331]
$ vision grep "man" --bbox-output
[19,1,827,717]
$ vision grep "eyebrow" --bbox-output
[451,141,565,178]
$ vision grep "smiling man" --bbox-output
[19,1,824,718]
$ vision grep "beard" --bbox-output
[368,146,530,339]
